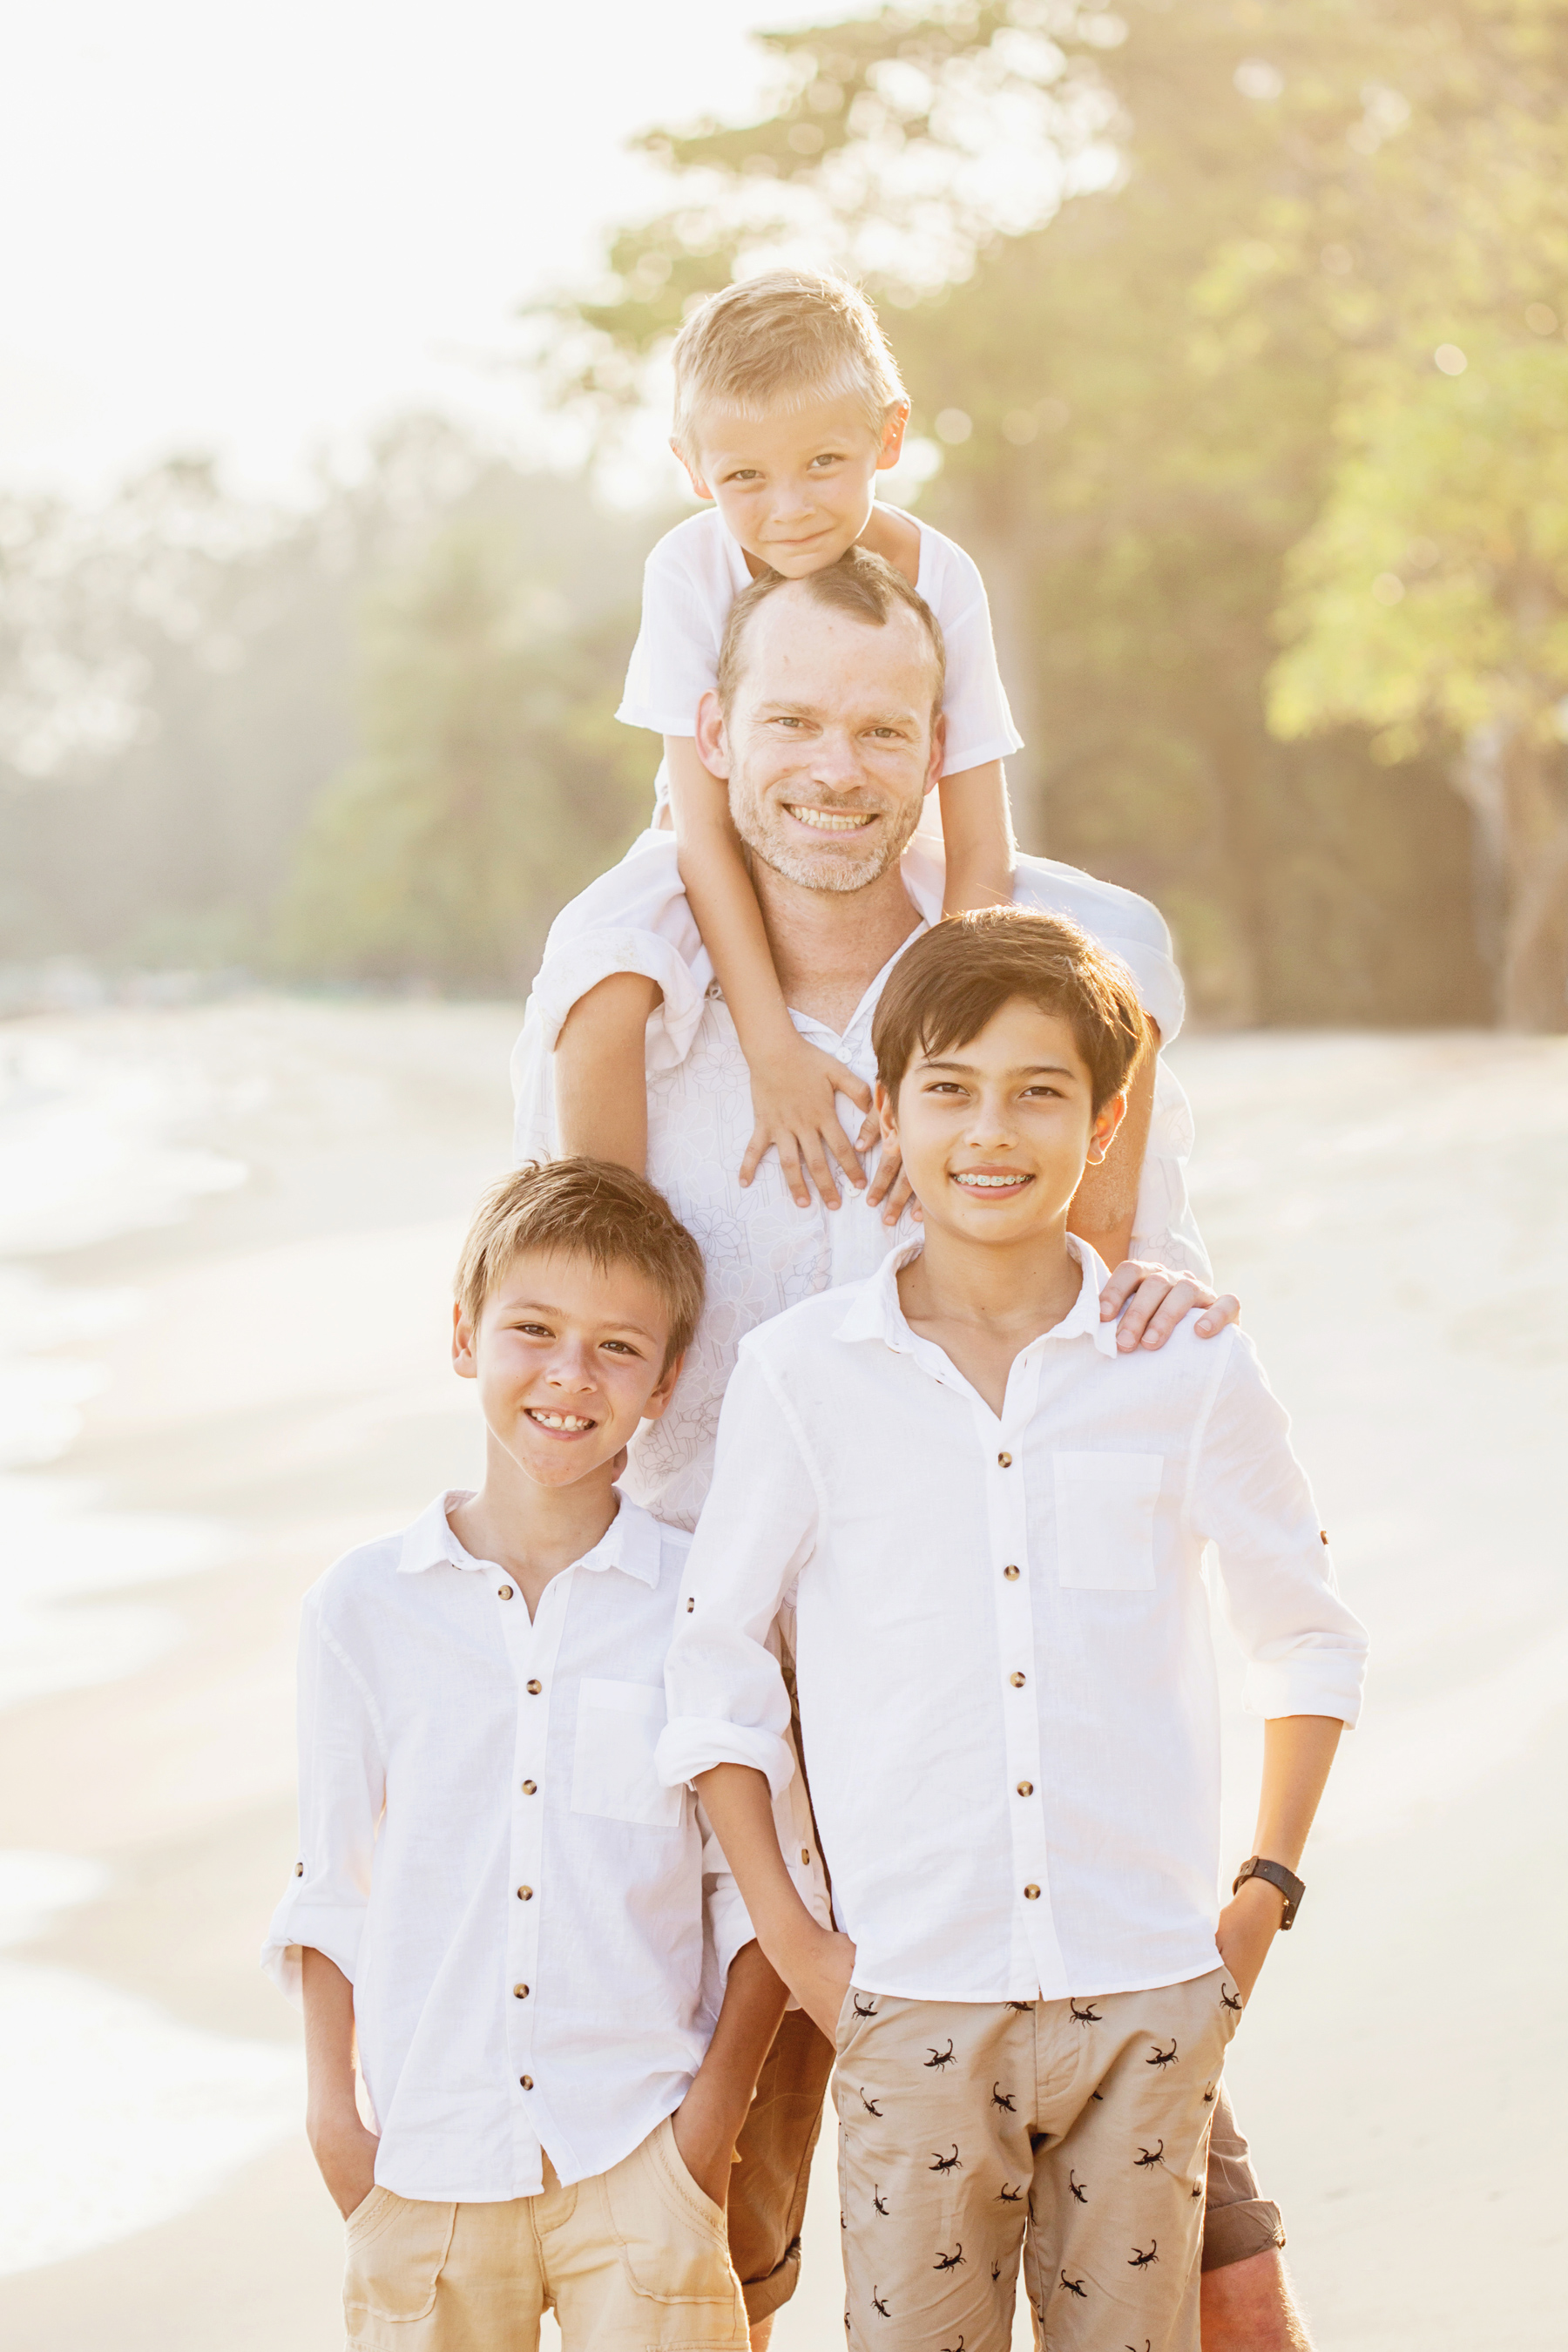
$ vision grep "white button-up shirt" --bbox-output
[512,835,1211,1531]
[263,1493,810,2201]
[659,1241,1369,2006]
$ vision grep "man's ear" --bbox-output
[1085,1091,1129,1166]
[452,1301,477,1382]
[672,439,713,502]
[694,690,732,778]
[641,1351,684,1423]
[876,400,911,472]
[923,708,946,799]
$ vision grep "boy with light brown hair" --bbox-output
[264,1159,814,2351]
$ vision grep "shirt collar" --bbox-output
[835,1233,1120,1362]
[396,1490,663,1589]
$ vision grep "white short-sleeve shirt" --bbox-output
[616,505,1024,816]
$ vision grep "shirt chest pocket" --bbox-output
[571,1679,685,1833]
[1053,1452,1164,1591]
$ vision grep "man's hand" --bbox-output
[1214,1876,1284,2007]
[1099,1260,1240,1352]
[772,1919,858,2044]
[308,2100,381,2220]
[740,1036,870,1209]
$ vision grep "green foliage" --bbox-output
[278,521,650,990]
[537,0,1495,1024]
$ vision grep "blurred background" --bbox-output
[1,4,1564,2348]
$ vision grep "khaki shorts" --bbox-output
[724,2011,1281,2317]
[344,2115,748,2352]
[834,1968,1242,2352]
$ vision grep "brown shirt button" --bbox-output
[801,1848,811,1866]
[520,2074,533,2090]
[1017,1781,1033,1797]
[521,1780,537,1795]
[1010,1671,1027,1688]
[517,1885,532,1901]
[997,1451,1013,1468]
[294,1862,304,1876]
[512,1983,530,1999]
[1004,1565,1019,1580]
[1024,1884,1041,1900]
[526,1679,542,1695]
[497,1585,514,1600]
[686,1597,695,1612]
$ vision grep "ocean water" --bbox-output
[0,1017,302,2277]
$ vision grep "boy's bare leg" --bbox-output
[1202,2249,1315,2349]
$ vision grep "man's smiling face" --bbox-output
[698,582,943,895]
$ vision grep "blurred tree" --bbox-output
[531,0,1500,1024]
[278,517,650,990]
[0,419,666,985]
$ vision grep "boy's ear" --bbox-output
[875,1077,898,1146]
[876,400,911,472]
[694,690,731,778]
[672,439,713,502]
[1085,1090,1129,1167]
[452,1301,477,1381]
[641,1350,684,1423]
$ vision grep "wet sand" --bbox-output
[0,1003,1560,2349]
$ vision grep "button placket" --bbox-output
[980,1374,1064,1995]
[504,1570,571,2102]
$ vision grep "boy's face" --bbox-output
[452,1248,679,1491]
[879,997,1128,1246]
[680,392,909,575]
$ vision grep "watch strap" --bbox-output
[1232,1855,1306,1930]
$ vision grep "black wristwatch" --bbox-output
[1232,1855,1306,1930]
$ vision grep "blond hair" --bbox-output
[671,269,907,461]
[454,1159,706,1370]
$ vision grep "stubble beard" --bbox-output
[728,769,924,896]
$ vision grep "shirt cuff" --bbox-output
[260,1899,367,2006]
[657,1718,796,1800]
[939,728,1026,776]
[531,929,710,1073]
[1243,1653,1366,1729]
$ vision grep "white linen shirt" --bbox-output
[511,836,1209,1531]
[261,1493,814,2202]
[617,504,1023,817]
[658,1241,1369,2005]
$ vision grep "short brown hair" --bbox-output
[717,545,946,720]
[873,909,1148,1112]
[455,1159,706,1370]
[671,269,906,461]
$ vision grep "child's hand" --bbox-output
[672,2078,744,2212]
[1099,1261,1240,1352]
[1213,1876,1284,2007]
[774,1921,858,2045]
[308,2102,381,2220]
[740,1037,873,1211]
[863,1132,923,1229]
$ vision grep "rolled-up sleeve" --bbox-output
[1188,1331,1369,1727]
[260,1592,386,2004]
[658,1347,821,1797]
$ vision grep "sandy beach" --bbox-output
[0,998,1561,2350]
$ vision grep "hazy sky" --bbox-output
[0,1,869,503]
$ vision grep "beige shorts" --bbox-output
[343,2114,749,2352]
[834,1966,1243,2352]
